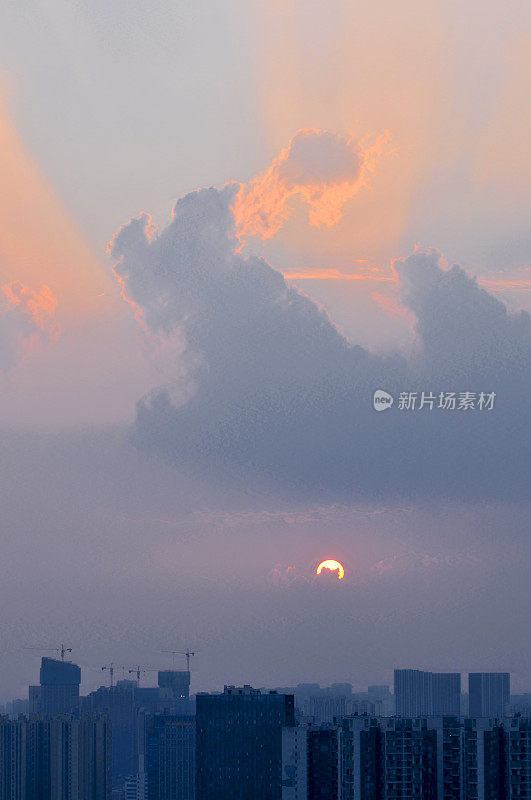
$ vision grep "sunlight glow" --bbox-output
[316,559,345,580]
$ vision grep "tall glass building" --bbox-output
[196,685,295,800]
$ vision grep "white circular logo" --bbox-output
[373,389,394,411]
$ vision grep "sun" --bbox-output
[316,559,345,580]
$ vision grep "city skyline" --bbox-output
[1,654,524,707]
[2,655,529,798]
[2,661,529,799]
[0,0,529,732]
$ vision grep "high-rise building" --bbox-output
[368,685,390,697]
[462,717,506,800]
[305,695,348,724]
[157,672,190,700]
[281,724,340,800]
[82,680,139,786]
[510,693,531,716]
[196,685,295,800]
[307,726,340,800]
[3,699,29,719]
[339,714,522,800]
[281,726,308,800]
[367,686,393,716]
[469,673,510,717]
[82,672,194,792]
[382,718,438,799]
[0,714,112,799]
[343,716,438,799]
[506,716,531,800]
[29,658,81,718]
[394,670,461,717]
[431,674,461,716]
[436,717,463,800]
[395,670,433,716]
[144,714,195,800]
[0,716,27,800]
[340,716,382,800]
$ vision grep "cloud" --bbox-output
[0,281,60,371]
[268,564,301,585]
[110,186,530,502]
[232,128,388,243]
[373,551,479,577]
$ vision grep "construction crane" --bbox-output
[24,643,73,661]
[101,664,116,687]
[128,666,159,685]
[160,649,196,671]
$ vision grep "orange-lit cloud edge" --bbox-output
[232,127,390,246]
[1,281,61,364]
[284,268,531,293]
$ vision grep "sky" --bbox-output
[0,0,529,700]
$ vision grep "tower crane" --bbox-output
[102,664,117,687]
[24,643,73,661]
[160,649,196,671]
[128,666,159,686]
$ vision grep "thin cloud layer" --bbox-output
[110,187,530,501]
[233,128,387,243]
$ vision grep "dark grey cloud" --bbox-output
[110,188,530,501]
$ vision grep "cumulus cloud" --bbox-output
[394,248,530,382]
[0,281,60,371]
[232,128,388,243]
[110,186,530,501]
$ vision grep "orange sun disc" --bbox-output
[316,560,345,580]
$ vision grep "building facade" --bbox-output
[282,726,309,800]
[395,671,461,717]
[29,658,81,718]
[196,685,295,800]
[330,715,529,800]
[0,714,112,800]
[144,714,195,800]
[506,716,531,800]
[469,674,510,718]
[307,726,341,800]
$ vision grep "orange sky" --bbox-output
[248,0,446,264]
[0,90,111,321]
[246,0,530,279]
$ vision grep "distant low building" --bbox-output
[394,669,461,717]
[468,672,510,717]
[510,693,531,716]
